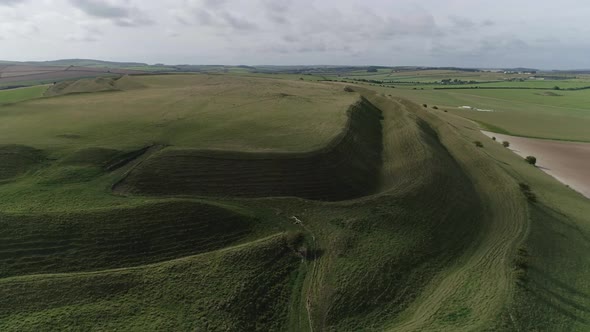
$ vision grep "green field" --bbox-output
[0,75,354,153]
[340,74,588,142]
[0,85,48,104]
[0,72,589,331]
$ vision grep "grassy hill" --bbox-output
[43,76,146,97]
[0,59,148,68]
[0,73,588,331]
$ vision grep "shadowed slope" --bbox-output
[115,97,383,201]
[0,201,258,278]
[0,145,45,181]
[0,234,302,332]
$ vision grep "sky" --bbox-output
[1,0,589,69]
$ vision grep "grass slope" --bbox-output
[429,109,590,331]
[0,200,265,278]
[380,98,527,331]
[0,234,302,332]
[115,97,383,201]
[0,145,46,181]
[0,73,587,331]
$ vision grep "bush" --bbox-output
[525,156,537,165]
[422,104,428,108]
[519,182,537,202]
[474,141,483,148]
[502,141,510,147]
[432,106,438,109]
[492,137,496,141]
[343,86,354,92]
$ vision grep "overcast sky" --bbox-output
[1,0,589,68]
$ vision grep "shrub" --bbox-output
[519,182,537,202]
[432,106,439,109]
[502,141,510,148]
[525,156,537,165]
[343,86,354,92]
[443,110,448,112]
[474,141,483,148]
[422,104,428,108]
[492,137,496,141]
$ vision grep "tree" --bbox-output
[423,104,428,108]
[474,141,483,148]
[502,141,510,148]
[554,86,561,90]
[525,156,537,165]
[492,137,497,141]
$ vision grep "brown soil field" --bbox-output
[482,131,590,198]
[0,65,144,84]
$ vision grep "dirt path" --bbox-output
[482,131,590,199]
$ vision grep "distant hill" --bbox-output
[0,59,149,68]
[501,67,539,72]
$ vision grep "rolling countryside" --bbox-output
[0,67,588,331]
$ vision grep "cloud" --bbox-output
[0,20,38,38]
[1,0,589,68]
[0,0,25,6]
[482,19,495,27]
[261,0,291,24]
[449,16,476,29]
[175,1,257,31]
[219,11,257,30]
[65,25,102,42]
[69,0,154,27]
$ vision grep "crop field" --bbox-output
[481,131,590,198]
[0,64,145,87]
[0,71,589,331]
